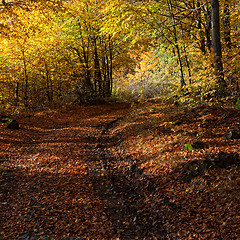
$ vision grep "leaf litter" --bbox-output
[0,102,240,239]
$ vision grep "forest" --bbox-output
[1,0,240,239]
[0,0,239,109]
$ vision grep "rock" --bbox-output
[182,159,213,183]
[6,119,19,130]
[183,152,240,181]
[225,130,240,140]
[143,177,156,192]
[214,151,239,168]
[192,140,205,149]
[182,160,199,183]
[1,116,20,130]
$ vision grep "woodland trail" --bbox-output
[1,103,169,240]
[1,102,240,239]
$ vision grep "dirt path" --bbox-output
[2,103,240,239]
[0,103,169,239]
[84,114,169,239]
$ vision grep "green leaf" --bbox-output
[184,144,195,151]
[234,97,240,109]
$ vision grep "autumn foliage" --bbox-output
[0,0,239,111]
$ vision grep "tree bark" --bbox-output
[203,4,212,52]
[180,19,192,84]
[196,1,206,54]
[93,38,103,96]
[211,0,227,97]
[21,47,29,108]
[223,0,231,51]
[167,0,186,88]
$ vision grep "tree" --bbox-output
[211,0,227,97]
[223,0,231,51]
[167,0,186,88]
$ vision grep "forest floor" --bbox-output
[1,101,240,239]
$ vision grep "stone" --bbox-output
[6,119,19,130]
[192,140,205,149]
[182,159,213,183]
[225,130,240,140]
[214,151,239,168]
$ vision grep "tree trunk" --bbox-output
[82,38,92,90]
[196,1,206,54]
[204,4,212,52]
[109,37,113,95]
[223,0,231,51]
[93,38,103,96]
[179,20,192,84]
[44,62,53,103]
[211,0,227,97]
[15,82,19,105]
[167,0,186,88]
[203,3,212,52]
[22,48,29,108]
